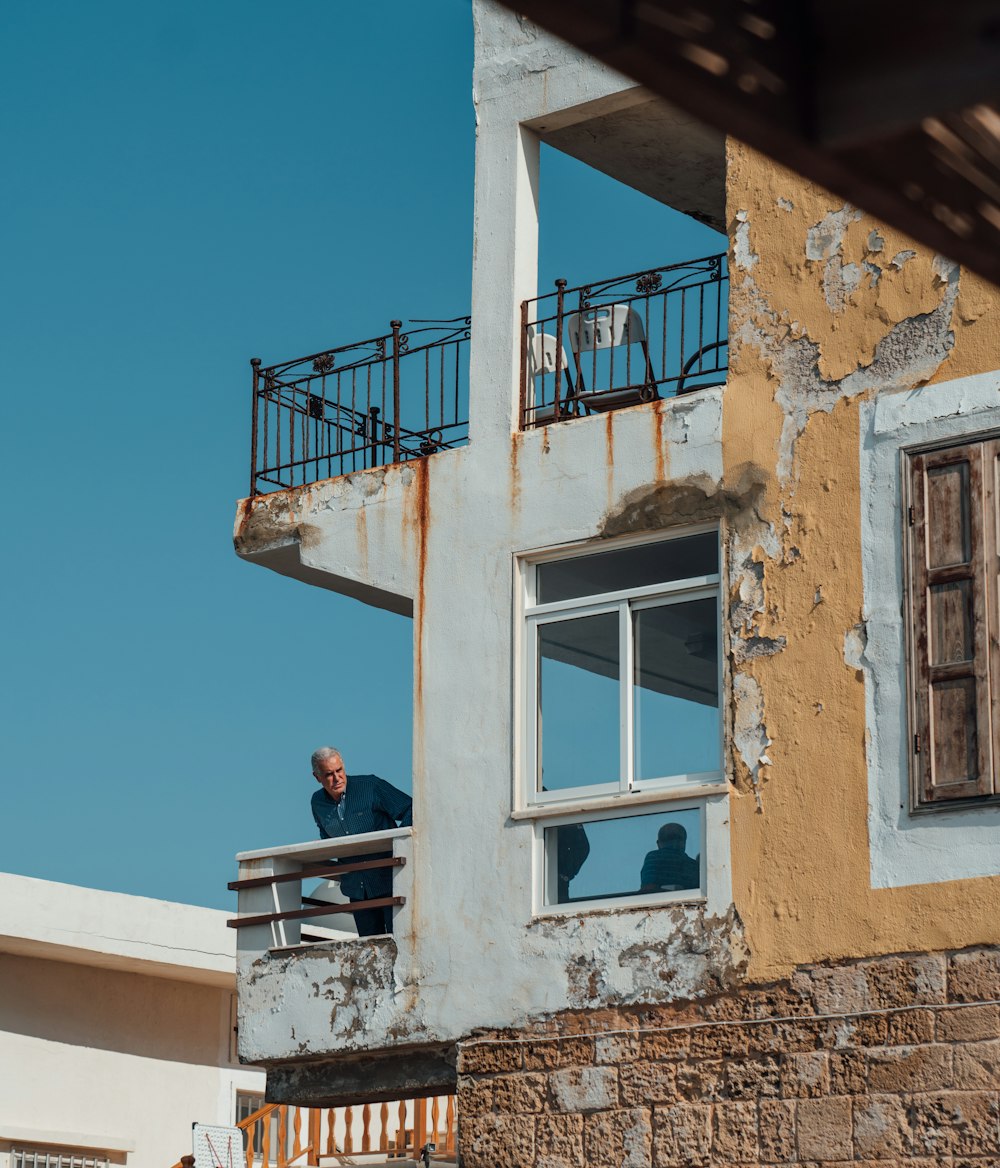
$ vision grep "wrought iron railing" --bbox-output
[250,318,470,495]
[519,253,728,428]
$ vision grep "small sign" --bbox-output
[192,1124,245,1168]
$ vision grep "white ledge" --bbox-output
[236,827,412,864]
[509,783,728,821]
[0,1125,136,1153]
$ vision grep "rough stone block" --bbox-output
[596,1032,643,1065]
[461,1072,548,1116]
[458,1043,524,1075]
[828,1050,868,1095]
[583,1107,652,1168]
[712,1100,758,1161]
[886,1007,936,1046]
[523,1036,595,1071]
[749,1019,824,1055]
[725,1056,782,1099]
[618,1059,678,1107]
[864,954,947,1009]
[549,1065,618,1114]
[689,1024,751,1059]
[759,1098,796,1163]
[912,1090,1000,1155]
[779,1051,829,1098]
[651,1103,712,1166]
[825,1014,889,1049]
[953,1038,1000,1090]
[867,1044,953,1093]
[461,1114,534,1168]
[800,964,871,1014]
[949,949,1000,1004]
[936,1004,1000,1043]
[675,1059,725,1102]
[638,1028,691,1061]
[852,1093,912,1158]
[796,1096,853,1161]
[534,1111,583,1163]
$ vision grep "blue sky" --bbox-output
[2,0,723,909]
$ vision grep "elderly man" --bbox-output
[639,822,700,893]
[310,747,413,937]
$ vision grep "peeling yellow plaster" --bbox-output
[724,141,1000,983]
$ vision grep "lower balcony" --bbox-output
[250,319,470,496]
[228,828,456,1102]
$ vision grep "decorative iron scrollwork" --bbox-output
[312,352,336,374]
[374,337,386,360]
[639,383,657,402]
[635,271,663,294]
[306,394,325,420]
[419,429,443,456]
[398,334,410,355]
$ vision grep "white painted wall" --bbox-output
[236,2,739,1066]
[0,874,263,1168]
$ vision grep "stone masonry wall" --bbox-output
[456,945,1000,1167]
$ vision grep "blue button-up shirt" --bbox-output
[311,774,412,901]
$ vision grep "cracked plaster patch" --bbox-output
[737,257,960,483]
[733,210,759,271]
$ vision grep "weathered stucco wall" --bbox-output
[233,1,1000,1087]
[723,142,1000,983]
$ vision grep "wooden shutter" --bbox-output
[908,440,996,805]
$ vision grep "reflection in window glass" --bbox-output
[538,614,619,792]
[634,598,720,780]
[544,806,701,905]
[537,533,718,604]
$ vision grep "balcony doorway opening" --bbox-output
[522,104,729,427]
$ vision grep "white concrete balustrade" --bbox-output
[230,828,413,954]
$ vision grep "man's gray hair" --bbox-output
[311,746,343,775]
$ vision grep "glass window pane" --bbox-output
[634,598,720,780]
[538,613,619,792]
[537,534,718,604]
[544,807,701,905]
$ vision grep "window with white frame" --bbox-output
[521,529,723,909]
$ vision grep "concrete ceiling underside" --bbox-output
[529,94,726,233]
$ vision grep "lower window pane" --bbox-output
[544,806,701,905]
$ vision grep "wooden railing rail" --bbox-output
[169,1095,456,1168]
[231,828,412,950]
[228,855,405,892]
[227,895,403,931]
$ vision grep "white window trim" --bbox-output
[860,371,1000,889]
[519,535,724,809]
[530,792,733,918]
[513,528,730,917]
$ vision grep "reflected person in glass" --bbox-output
[639,822,700,893]
[310,746,412,937]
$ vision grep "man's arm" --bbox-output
[311,793,331,839]
[375,778,413,827]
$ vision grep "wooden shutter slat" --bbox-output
[908,441,994,805]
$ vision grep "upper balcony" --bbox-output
[246,254,728,497]
[521,252,728,428]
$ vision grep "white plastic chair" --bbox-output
[526,330,573,424]
[567,303,658,411]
